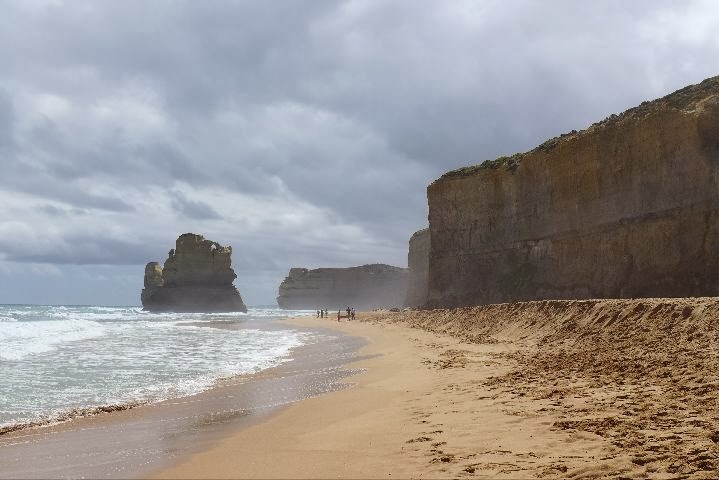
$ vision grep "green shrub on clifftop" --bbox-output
[442,152,524,178]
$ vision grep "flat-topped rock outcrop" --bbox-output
[427,75,719,308]
[277,264,409,310]
[141,233,247,312]
[404,228,430,308]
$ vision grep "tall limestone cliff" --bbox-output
[404,228,430,308]
[141,233,247,313]
[277,264,409,310]
[427,75,719,308]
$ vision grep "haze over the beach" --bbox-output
[1,0,718,306]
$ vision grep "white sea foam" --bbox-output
[0,305,310,430]
[0,318,107,361]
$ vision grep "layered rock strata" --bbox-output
[277,264,409,310]
[141,233,247,312]
[427,75,719,308]
[404,228,430,308]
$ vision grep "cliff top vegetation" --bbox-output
[440,74,719,180]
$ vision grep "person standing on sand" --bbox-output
[337,310,341,322]
[351,308,355,321]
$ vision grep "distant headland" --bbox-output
[276,264,408,310]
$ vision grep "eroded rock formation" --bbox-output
[404,228,430,308]
[277,264,409,310]
[141,233,247,312]
[427,75,719,308]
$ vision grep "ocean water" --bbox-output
[0,305,314,432]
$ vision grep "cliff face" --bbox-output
[277,264,409,310]
[141,233,247,313]
[427,75,719,308]
[404,228,430,308]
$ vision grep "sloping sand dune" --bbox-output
[369,298,719,477]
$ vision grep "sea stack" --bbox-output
[277,264,409,310]
[426,75,719,308]
[141,233,247,313]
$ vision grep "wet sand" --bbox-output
[154,315,443,479]
[0,322,364,479]
[156,299,719,478]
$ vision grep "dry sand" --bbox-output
[155,298,719,479]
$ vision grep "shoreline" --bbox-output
[0,400,147,437]
[6,298,719,477]
[0,318,364,479]
[153,313,533,478]
[0,306,317,441]
[0,314,313,439]
[155,298,719,478]
[153,314,436,478]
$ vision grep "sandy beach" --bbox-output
[155,299,719,479]
[4,299,719,478]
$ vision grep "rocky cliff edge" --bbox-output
[427,75,719,308]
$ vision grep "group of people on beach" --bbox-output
[316,307,356,321]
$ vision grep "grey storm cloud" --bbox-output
[0,234,155,266]
[1,0,719,305]
[170,190,222,220]
[0,90,14,151]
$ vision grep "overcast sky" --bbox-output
[1,0,718,306]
